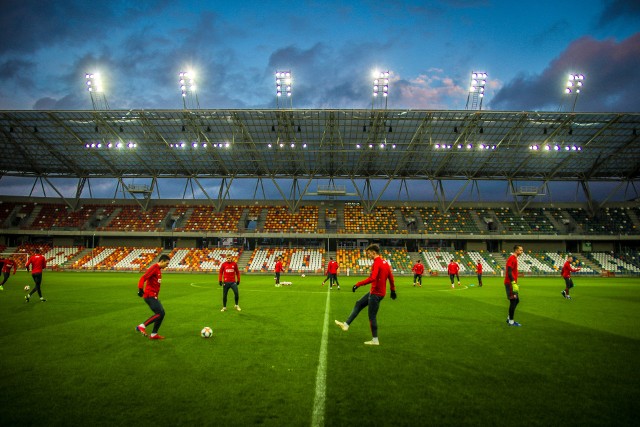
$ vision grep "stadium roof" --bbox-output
[1,109,639,209]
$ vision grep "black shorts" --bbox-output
[564,277,574,289]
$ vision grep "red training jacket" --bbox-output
[355,256,395,297]
[561,261,579,278]
[138,263,163,298]
[504,254,519,284]
[412,263,424,275]
[327,260,339,275]
[2,259,17,274]
[447,262,459,275]
[275,260,284,273]
[26,254,46,274]
[476,263,483,274]
[219,260,241,283]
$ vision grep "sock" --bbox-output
[372,337,379,343]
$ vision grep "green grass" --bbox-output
[0,272,638,426]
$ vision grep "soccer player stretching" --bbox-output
[136,254,171,340]
[561,254,581,300]
[321,257,340,289]
[219,253,241,312]
[505,245,524,326]
[335,244,396,346]
[25,248,47,302]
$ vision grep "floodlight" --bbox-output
[565,73,585,111]
[275,70,292,108]
[466,71,488,110]
[179,70,199,109]
[372,70,390,109]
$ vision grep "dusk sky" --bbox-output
[0,0,639,201]
[1,0,638,112]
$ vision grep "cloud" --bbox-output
[489,33,640,112]
[0,0,172,55]
[594,0,640,29]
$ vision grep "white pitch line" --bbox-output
[311,284,331,427]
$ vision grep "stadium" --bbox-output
[0,105,639,426]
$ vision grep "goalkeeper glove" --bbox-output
[352,285,358,292]
[137,288,144,297]
[511,282,519,293]
[390,290,397,300]
[236,281,240,286]
[219,281,223,287]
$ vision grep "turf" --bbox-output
[0,272,638,426]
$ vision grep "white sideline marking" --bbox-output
[311,283,330,427]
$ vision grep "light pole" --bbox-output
[372,70,390,109]
[565,73,585,112]
[465,72,487,110]
[179,71,200,110]
[85,72,110,110]
[275,70,292,109]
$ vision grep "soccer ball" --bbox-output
[301,273,306,278]
[24,285,30,292]
[200,327,213,338]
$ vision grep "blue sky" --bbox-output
[0,0,639,201]
[1,0,638,111]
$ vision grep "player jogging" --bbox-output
[448,260,460,288]
[561,254,581,300]
[412,259,424,287]
[0,258,17,290]
[476,261,483,287]
[274,256,284,287]
[25,249,47,302]
[136,254,171,340]
[321,257,340,289]
[504,245,524,326]
[335,244,396,346]
[219,253,241,312]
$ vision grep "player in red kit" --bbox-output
[335,244,396,346]
[219,253,241,311]
[476,261,483,287]
[274,256,285,287]
[136,254,171,340]
[504,245,524,326]
[561,254,581,300]
[25,248,47,302]
[0,258,17,290]
[321,257,340,289]
[412,259,424,287]
[448,260,460,288]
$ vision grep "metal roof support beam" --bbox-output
[580,181,595,215]
[270,177,293,211]
[444,179,472,213]
[41,176,76,211]
[597,180,627,209]
[429,178,446,212]
[215,176,235,212]
[115,177,156,211]
[290,177,314,213]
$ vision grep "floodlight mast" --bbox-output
[275,70,292,109]
[565,73,585,112]
[179,71,200,110]
[85,73,110,110]
[465,72,487,110]
[372,70,390,110]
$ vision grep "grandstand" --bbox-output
[0,109,639,275]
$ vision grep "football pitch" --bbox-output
[1,272,638,426]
